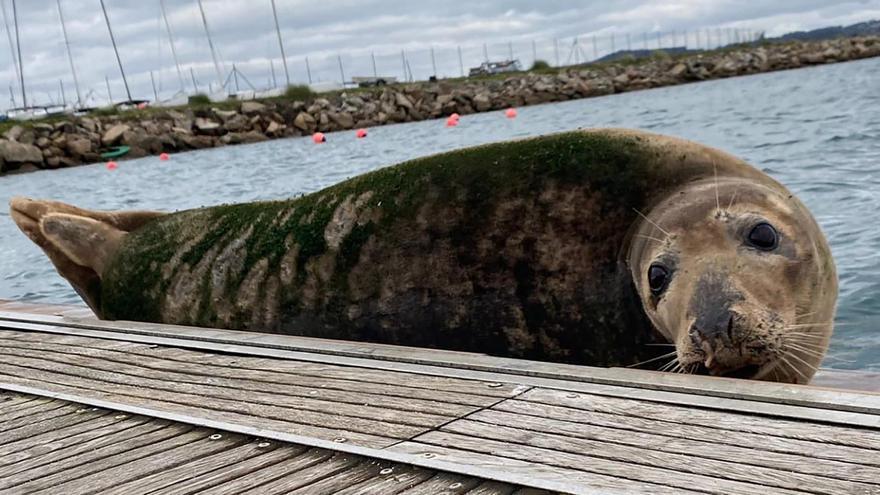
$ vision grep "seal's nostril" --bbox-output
[726,315,735,340]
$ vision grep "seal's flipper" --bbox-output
[8,197,165,316]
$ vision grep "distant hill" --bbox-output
[593,19,879,64]
[777,20,880,41]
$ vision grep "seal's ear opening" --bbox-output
[8,197,164,318]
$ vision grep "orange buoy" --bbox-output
[106,161,118,170]
[445,117,458,127]
[356,128,367,138]
[505,108,517,119]
[312,132,326,143]
[159,152,170,161]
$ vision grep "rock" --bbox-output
[221,131,269,145]
[241,101,267,114]
[293,112,316,132]
[194,118,221,135]
[224,113,249,132]
[66,136,92,157]
[33,123,55,135]
[394,92,414,111]
[266,121,284,135]
[3,125,24,142]
[179,135,215,150]
[78,117,99,133]
[327,112,354,129]
[101,124,130,145]
[472,94,492,112]
[0,139,44,165]
[213,109,238,121]
[669,63,688,77]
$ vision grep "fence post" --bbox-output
[508,41,513,61]
[483,43,489,62]
[371,52,377,78]
[305,57,312,84]
[430,46,437,78]
[592,35,597,60]
[532,39,537,64]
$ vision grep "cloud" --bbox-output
[1,0,878,109]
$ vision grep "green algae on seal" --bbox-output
[9,128,837,383]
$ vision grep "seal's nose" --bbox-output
[692,309,735,341]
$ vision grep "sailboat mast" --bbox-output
[0,0,20,103]
[99,0,132,102]
[159,0,186,93]
[11,0,25,108]
[56,0,81,106]
[196,0,224,89]
[270,0,290,87]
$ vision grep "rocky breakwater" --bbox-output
[1,36,878,175]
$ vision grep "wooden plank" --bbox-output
[812,369,880,393]
[389,441,696,495]
[0,423,193,491]
[484,402,880,481]
[464,482,516,495]
[408,431,808,495]
[3,308,878,413]
[0,392,40,410]
[0,407,108,447]
[152,444,308,495]
[0,345,452,429]
[0,398,65,423]
[197,448,342,495]
[0,333,513,408]
[334,464,435,494]
[0,330,522,400]
[3,324,878,431]
[0,383,583,494]
[0,416,162,476]
[0,339,482,416]
[278,458,385,494]
[0,402,81,433]
[397,473,482,494]
[519,388,880,454]
[0,372,397,448]
[0,357,426,440]
[440,418,876,494]
[102,439,283,495]
[31,430,242,495]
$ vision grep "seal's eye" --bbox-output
[648,264,670,295]
[747,222,778,251]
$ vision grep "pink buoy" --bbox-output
[445,117,458,127]
[505,108,517,119]
[312,132,326,143]
[106,161,118,171]
[355,128,367,139]
[450,113,460,120]
[159,152,170,161]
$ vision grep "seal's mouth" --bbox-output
[689,363,763,379]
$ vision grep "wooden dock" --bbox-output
[0,300,878,494]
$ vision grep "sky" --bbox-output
[2,0,879,109]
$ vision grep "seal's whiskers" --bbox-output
[779,355,812,382]
[636,234,667,243]
[633,208,671,237]
[785,342,825,359]
[627,351,677,368]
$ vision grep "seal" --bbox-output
[9,129,837,383]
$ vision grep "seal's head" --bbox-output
[629,177,837,384]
